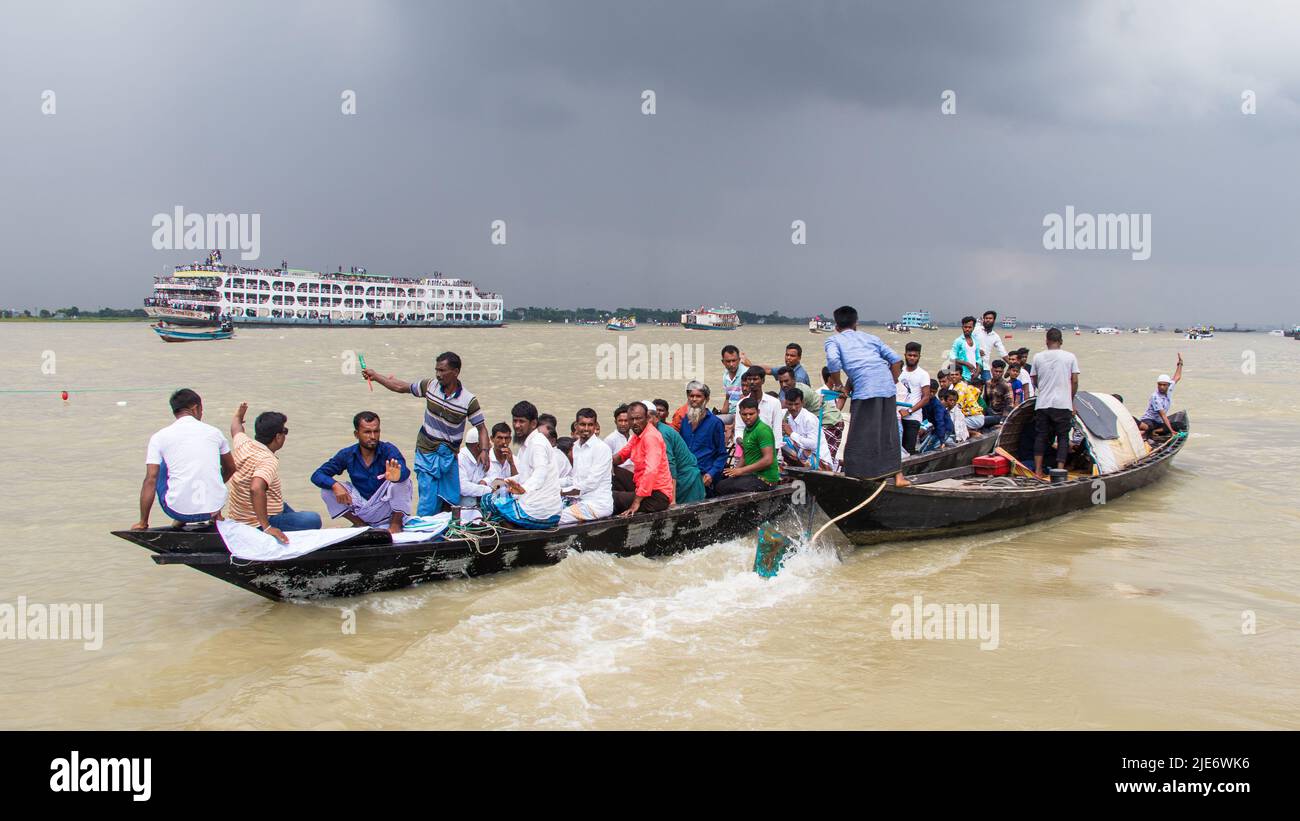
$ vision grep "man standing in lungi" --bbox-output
[363,351,490,515]
[311,411,413,533]
[823,305,910,487]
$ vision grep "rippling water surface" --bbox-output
[1,322,1296,729]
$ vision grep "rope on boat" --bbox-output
[808,479,887,544]
[445,518,504,556]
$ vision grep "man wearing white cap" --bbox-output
[1138,354,1184,439]
[457,424,494,499]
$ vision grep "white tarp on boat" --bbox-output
[217,519,368,561]
[1075,392,1149,474]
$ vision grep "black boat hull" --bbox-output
[112,487,797,601]
[793,430,1186,544]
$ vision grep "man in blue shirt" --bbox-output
[678,381,729,495]
[311,411,412,532]
[744,343,811,386]
[823,305,909,485]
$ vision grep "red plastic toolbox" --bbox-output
[972,455,1011,476]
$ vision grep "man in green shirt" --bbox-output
[714,397,779,495]
[651,399,706,503]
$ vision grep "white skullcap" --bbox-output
[464,427,479,444]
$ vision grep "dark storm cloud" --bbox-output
[1,0,1298,326]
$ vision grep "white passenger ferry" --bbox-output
[144,255,504,327]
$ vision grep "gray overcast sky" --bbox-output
[2,0,1298,326]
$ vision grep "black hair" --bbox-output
[353,411,379,430]
[169,388,201,415]
[1017,347,1030,357]
[653,399,669,416]
[929,379,940,390]
[556,436,575,455]
[1046,327,1063,343]
[511,401,538,422]
[436,351,462,370]
[721,344,740,356]
[538,413,558,431]
[575,407,598,421]
[627,401,648,414]
[775,365,793,379]
[821,366,832,380]
[983,310,997,321]
[939,389,957,400]
[738,397,759,411]
[992,359,1006,369]
[833,305,857,330]
[904,341,922,354]
[782,387,802,403]
[743,365,767,380]
[570,420,578,433]
[785,342,802,356]
[961,315,977,326]
[613,403,629,418]
[254,411,287,445]
[490,422,511,437]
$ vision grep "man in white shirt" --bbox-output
[603,403,634,470]
[479,401,563,527]
[972,310,1009,381]
[559,408,614,524]
[896,341,931,454]
[733,366,784,454]
[132,388,236,529]
[1030,328,1081,479]
[779,389,835,470]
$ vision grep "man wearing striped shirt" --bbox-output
[363,351,490,516]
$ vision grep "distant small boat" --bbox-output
[1001,316,1018,329]
[1185,325,1215,340]
[1268,329,1285,336]
[808,316,835,334]
[606,315,636,331]
[1029,323,1046,331]
[152,322,234,342]
[885,321,911,333]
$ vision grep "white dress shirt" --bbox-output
[515,429,563,519]
[560,435,613,521]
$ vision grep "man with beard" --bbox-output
[559,408,614,524]
[678,381,729,494]
[611,402,674,515]
[652,399,706,504]
[972,310,1009,382]
[311,411,412,533]
[948,316,983,382]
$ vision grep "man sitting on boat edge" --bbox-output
[310,411,411,534]
[227,404,321,543]
[714,397,781,495]
[612,402,674,516]
[132,388,236,531]
[1138,354,1184,440]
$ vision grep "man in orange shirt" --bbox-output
[611,402,674,516]
[226,402,321,543]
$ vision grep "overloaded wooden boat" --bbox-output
[793,395,1187,544]
[111,485,798,601]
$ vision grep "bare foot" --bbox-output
[894,473,912,487]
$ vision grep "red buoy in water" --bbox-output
[61,391,69,401]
